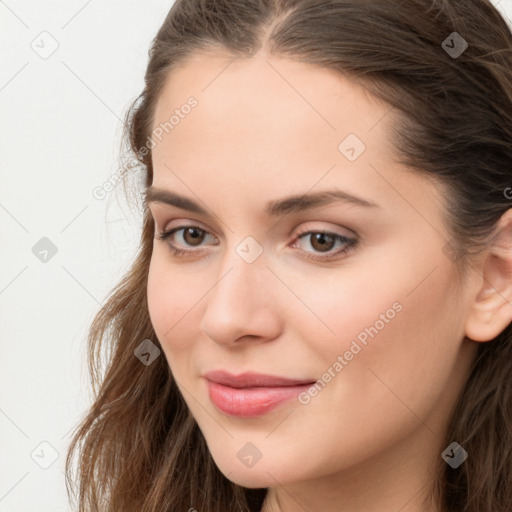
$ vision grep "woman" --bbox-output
[65,0,512,511]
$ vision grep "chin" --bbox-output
[213,459,275,488]
[224,471,273,489]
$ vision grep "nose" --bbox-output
[199,247,282,347]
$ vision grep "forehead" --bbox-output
[149,51,444,225]
[152,50,389,144]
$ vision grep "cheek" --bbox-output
[147,252,197,353]
[305,256,464,427]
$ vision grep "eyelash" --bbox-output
[155,224,358,262]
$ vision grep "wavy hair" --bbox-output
[65,1,512,510]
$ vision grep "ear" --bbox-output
[464,208,512,342]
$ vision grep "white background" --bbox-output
[1,1,511,510]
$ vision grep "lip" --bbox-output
[203,370,316,388]
[204,370,317,417]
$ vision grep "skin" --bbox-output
[146,49,512,512]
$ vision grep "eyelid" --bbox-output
[293,222,356,240]
[157,219,354,243]
[157,215,354,234]
[157,217,214,236]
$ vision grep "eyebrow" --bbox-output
[144,186,379,217]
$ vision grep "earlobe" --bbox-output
[464,208,512,343]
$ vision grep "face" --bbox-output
[146,50,479,491]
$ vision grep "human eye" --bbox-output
[155,223,359,262]
[155,224,217,258]
[291,228,359,262]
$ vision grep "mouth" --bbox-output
[203,370,317,417]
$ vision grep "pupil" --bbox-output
[185,228,203,245]
[313,233,334,252]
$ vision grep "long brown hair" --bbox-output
[65,1,512,510]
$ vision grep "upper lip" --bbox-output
[204,370,316,388]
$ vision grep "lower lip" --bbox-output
[206,380,313,417]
